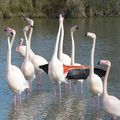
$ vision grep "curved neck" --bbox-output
[52,22,62,59]
[58,20,64,59]
[71,32,75,65]
[90,38,96,75]
[24,32,29,61]
[28,27,33,50]
[7,37,12,70]
[103,65,110,96]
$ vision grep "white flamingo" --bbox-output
[5,27,29,107]
[16,38,34,57]
[70,25,84,95]
[49,14,67,99]
[58,14,71,65]
[86,32,103,109]
[98,60,120,120]
[25,18,48,90]
[21,25,35,90]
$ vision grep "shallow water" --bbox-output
[0,17,120,120]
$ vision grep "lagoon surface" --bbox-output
[0,17,120,120]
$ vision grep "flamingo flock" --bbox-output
[3,14,120,119]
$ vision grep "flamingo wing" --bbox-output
[66,68,106,80]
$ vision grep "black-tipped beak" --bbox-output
[11,32,13,35]
[76,26,79,29]
[21,15,27,20]
[85,33,87,37]
[97,61,100,65]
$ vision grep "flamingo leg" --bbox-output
[64,83,67,94]
[13,93,17,107]
[53,84,57,98]
[59,83,62,99]
[19,93,21,105]
[80,79,83,96]
[92,96,95,108]
[69,80,72,93]
[97,95,100,110]
[74,81,77,95]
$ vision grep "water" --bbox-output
[0,17,120,120]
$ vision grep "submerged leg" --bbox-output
[53,83,57,98]
[74,81,77,95]
[80,79,83,95]
[97,95,100,110]
[59,83,62,99]
[64,83,67,94]
[69,80,72,93]
[13,93,17,107]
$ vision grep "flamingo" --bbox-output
[48,14,68,99]
[20,25,35,90]
[16,38,34,57]
[86,32,103,109]
[70,25,84,95]
[26,18,48,89]
[58,14,71,93]
[98,60,120,120]
[58,14,71,65]
[4,27,29,107]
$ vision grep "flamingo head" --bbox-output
[70,25,79,33]
[25,17,34,27]
[85,32,96,39]
[4,27,16,37]
[59,14,64,23]
[18,38,24,46]
[23,25,31,34]
[98,60,111,67]
[16,38,24,51]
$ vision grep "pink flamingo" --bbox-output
[98,60,120,120]
[20,25,35,91]
[4,27,29,107]
[86,32,103,109]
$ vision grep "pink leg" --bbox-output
[64,83,67,94]
[53,84,57,98]
[19,94,21,105]
[74,82,77,95]
[13,93,17,107]
[97,95,100,110]
[69,80,72,93]
[92,96,95,108]
[36,77,41,90]
[59,83,62,99]
[80,80,83,96]
[29,82,32,93]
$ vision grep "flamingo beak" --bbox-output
[97,61,100,65]
[85,33,87,37]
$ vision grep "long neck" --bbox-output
[58,20,64,59]
[71,32,75,65]
[24,32,29,61]
[7,37,12,70]
[28,27,33,51]
[103,65,110,96]
[52,22,62,59]
[90,38,96,75]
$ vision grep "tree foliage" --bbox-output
[0,0,120,18]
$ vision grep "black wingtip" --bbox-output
[85,33,87,37]
[76,26,79,29]
[39,64,48,74]
[97,61,100,65]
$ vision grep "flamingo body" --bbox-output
[99,60,120,119]
[87,73,103,96]
[7,65,29,92]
